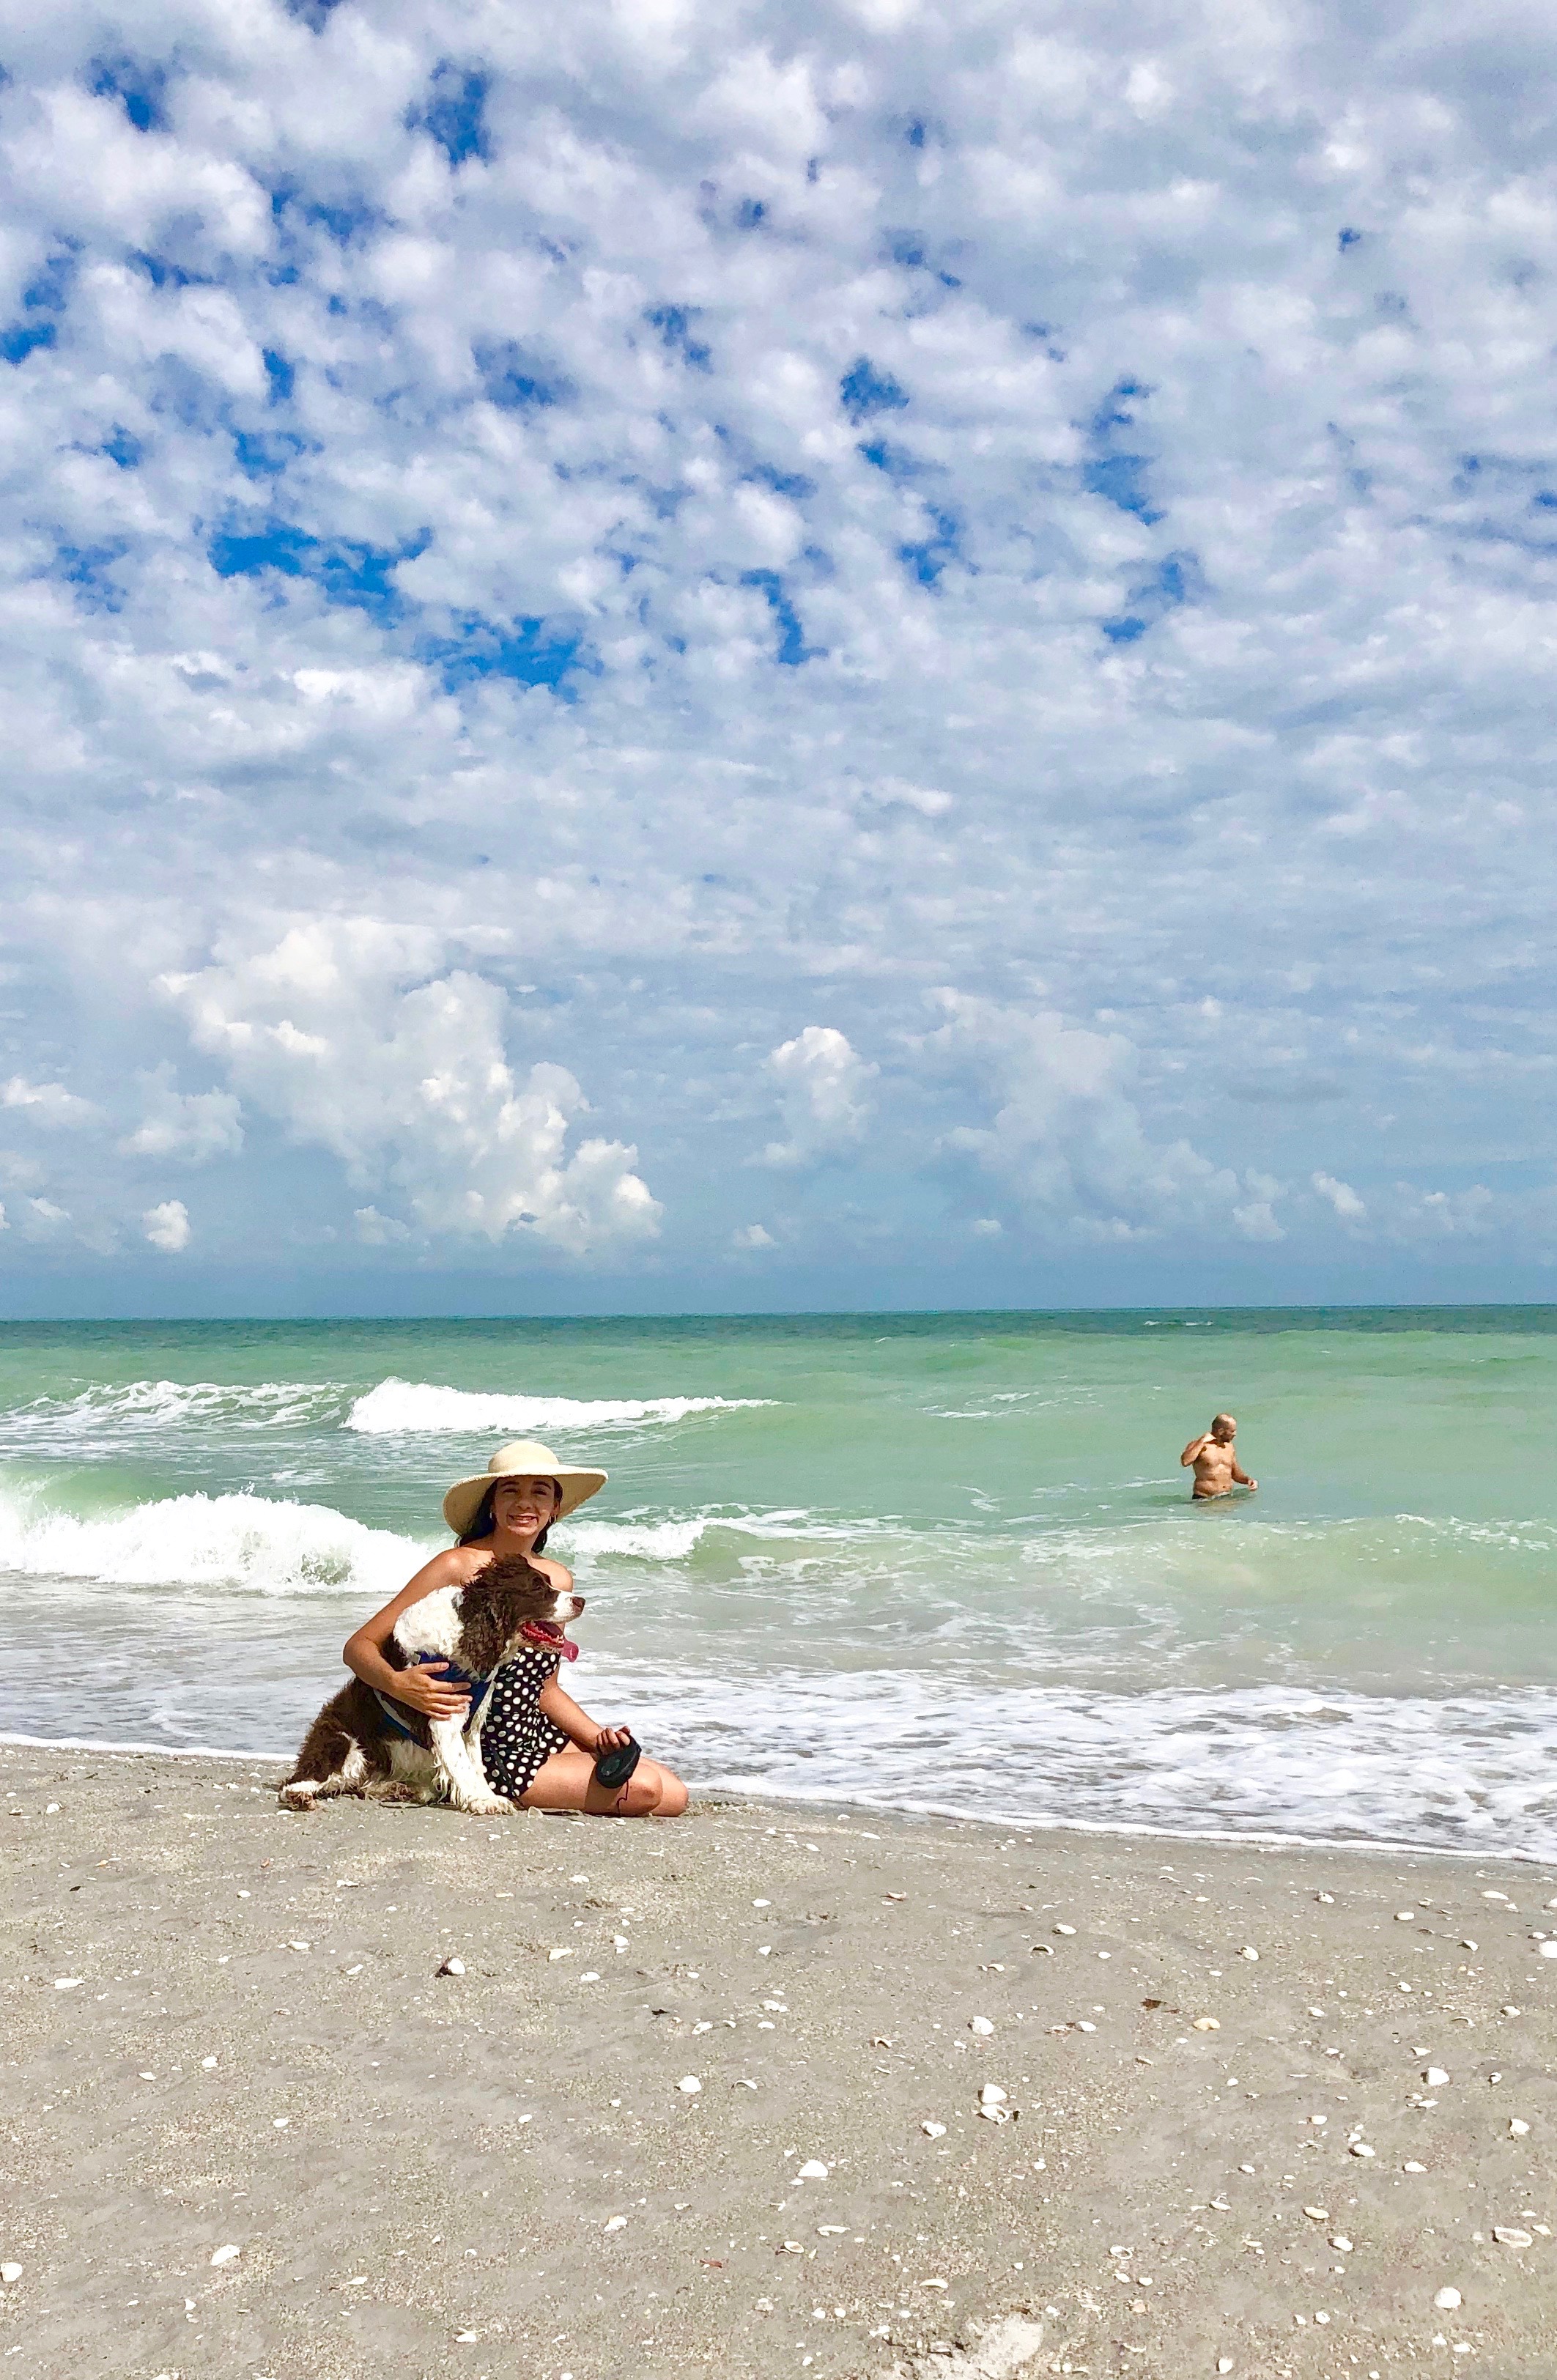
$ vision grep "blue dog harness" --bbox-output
[373,1651,493,1742]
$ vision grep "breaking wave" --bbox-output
[343,1379,777,1435]
[0,1488,427,1599]
[0,1379,341,1454]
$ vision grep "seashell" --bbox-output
[1348,2143,1375,2158]
[979,2084,1007,2105]
[1402,2161,1427,2173]
[210,2244,241,2266]
[1302,2206,1328,2221]
[677,2076,702,2094]
[1192,2017,1220,2031]
[1434,2287,1462,2310]
[796,2159,829,2180]
[817,2225,846,2236]
[1394,1911,1416,1922]
[1314,1891,1335,1904]
[53,1978,83,1991]
[1075,2019,1097,2033]
[1329,2235,1353,2252]
[604,2215,626,2231]
[0,2265,22,2285]
[1423,2067,1449,2087]
[1493,2227,1534,2248]
[1539,1943,1557,1960]
[1239,1946,1259,1962]
[547,1948,573,1962]
[1509,2118,1531,2137]
[970,2016,994,2035]
[920,2121,947,2137]
[437,1957,465,1977]
[1054,1923,1076,1935]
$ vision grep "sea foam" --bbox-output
[0,1488,426,1598]
[343,1379,775,1435]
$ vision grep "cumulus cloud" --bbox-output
[142,1198,191,1252]
[0,1,1553,1296]
[119,1065,244,1162]
[731,1222,776,1249]
[160,920,660,1255]
[2,1078,99,1128]
[1312,1171,1368,1224]
[926,989,1242,1242]
[762,1026,877,1167]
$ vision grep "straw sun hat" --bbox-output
[442,1438,608,1536]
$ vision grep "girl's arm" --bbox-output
[341,1549,476,1719]
[536,1671,632,1756]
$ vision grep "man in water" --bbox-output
[1180,1413,1258,1498]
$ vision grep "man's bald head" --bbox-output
[1211,1413,1237,1441]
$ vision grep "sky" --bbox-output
[1,0,1555,1315]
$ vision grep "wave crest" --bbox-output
[343,1379,774,1435]
[0,1488,426,1597]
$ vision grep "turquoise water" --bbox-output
[1,1309,1554,1851]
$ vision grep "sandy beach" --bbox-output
[2,1743,1554,2379]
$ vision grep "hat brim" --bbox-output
[443,1466,607,1537]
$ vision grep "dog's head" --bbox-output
[474,1553,585,1657]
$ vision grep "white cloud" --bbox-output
[119,1065,244,1162]
[0,4,1553,1296]
[1312,1171,1368,1224]
[2,1078,98,1128]
[143,1198,191,1252]
[161,920,661,1255]
[762,1026,877,1167]
[731,1221,776,1249]
[927,989,1240,1241]
[354,1205,412,1246]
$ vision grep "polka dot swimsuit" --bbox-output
[480,1646,572,1801]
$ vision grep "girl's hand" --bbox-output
[592,1723,633,1754]
[391,1662,471,1723]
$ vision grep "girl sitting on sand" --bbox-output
[341,1438,687,1817]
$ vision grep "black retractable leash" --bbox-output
[593,1735,642,1791]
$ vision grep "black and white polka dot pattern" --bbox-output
[481,1647,572,1801]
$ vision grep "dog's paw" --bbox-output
[454,1793,515,1818]
[278,1781,319,1809]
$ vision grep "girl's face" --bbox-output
[491,1474,561,1538]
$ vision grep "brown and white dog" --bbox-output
[279,1556,583,1816]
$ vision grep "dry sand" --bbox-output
[1,1741,1554,2379]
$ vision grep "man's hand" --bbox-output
[390,1661,471,1723]
[591,1723,634,1754]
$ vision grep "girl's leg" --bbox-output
[518,1746,687,1817]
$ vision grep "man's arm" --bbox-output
[1231,1460,1257,1488]
[1180,1433,1210,1466]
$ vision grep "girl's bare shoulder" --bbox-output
[529,1551,574,1588]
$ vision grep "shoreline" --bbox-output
[4,1741,1556,2377]
[1,1728,1550,1868]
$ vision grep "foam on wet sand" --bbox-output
[2,1744,1554,2377]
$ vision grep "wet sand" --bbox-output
[1,1741,1554,2379]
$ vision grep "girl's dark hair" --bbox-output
[456,1477,561,1553]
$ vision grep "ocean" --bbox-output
[2,1308,1553,1857]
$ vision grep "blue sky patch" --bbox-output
[209,519,425,618]
[1102,550,1202,643]
[89,56,167,132]
[475,339,575,410]
[741,569,823,665]
[411,63,492,169]
[422,613,585,692]
[840,357,909,424]
[646,305,711,372]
